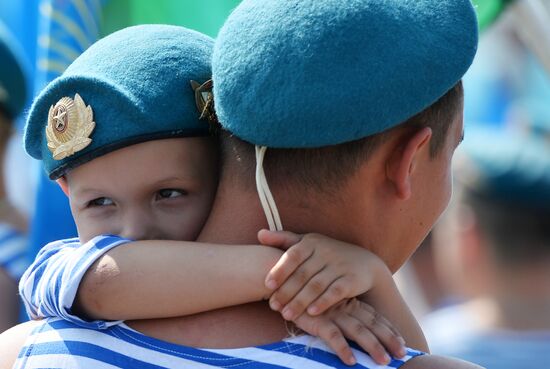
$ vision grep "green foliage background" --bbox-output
[101,0,243,37]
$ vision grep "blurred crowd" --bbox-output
[1,1,549,368]
[396,3,550,368]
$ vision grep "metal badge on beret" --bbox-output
[46,93,95,160]
[190,79,218,125]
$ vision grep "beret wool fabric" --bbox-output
[25,24,213,179]
[456,127,550,211]
[0,21,28,120]
[213,0,479,148]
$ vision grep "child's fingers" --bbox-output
[351,303,407,359]
[307,277,352,316]
[317,322,357,366]
[295,315,357,366]
[334,313,391,366]
[269,254,324,314]
[257,230,303,250]
[282,270,344,319]
[264,241,313,292]
[364,311,407,359]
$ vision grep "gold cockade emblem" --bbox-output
[46,93,95,160]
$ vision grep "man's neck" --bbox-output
[130,174,376,348]
[197,184,267,244]
[181,178,362,348]
[198,180,366,246]
[132,183,291,348]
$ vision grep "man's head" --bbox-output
[219,81,465,270]
[24,25,218,243]
[211,0,478,271]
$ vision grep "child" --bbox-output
[15,24,424,368]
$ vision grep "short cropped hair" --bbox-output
[220,81,463,194]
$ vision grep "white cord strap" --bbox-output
[255,145,283,231]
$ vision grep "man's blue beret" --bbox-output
[212,0,479,148]
[0,21,28,119]
[24,24,213,179]
[456,127,550,211]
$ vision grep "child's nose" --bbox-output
[120,211,157,241]
[120,226,149,241]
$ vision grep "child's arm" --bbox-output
[260,231,428,353]
[19,235,132,327]
[19,235,282,328]
[20,232,414,366]
[74,239,283,320]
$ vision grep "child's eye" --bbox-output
[87,197,114,207]
[157,189,187,200]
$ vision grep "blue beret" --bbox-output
[24,24,213,179]
[456,127,550,211]
[213,0,479,148]
[0,21,28,119]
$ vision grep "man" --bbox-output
[423,127,550,369]
[1,0,483,368]
[0,20,28,332]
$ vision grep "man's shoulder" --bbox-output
[402,354,485,369]
[0,320,41,369]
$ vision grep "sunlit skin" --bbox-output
[57,137,218,244]
[387,109,465,271]
[320,106,466,274]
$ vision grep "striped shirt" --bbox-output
[19,235,131,328]
[14,318,423,369]
[0,222,29,280]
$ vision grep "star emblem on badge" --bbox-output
[46,93,95,160]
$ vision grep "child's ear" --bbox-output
[56,177,70,197]
[385,127,432,200]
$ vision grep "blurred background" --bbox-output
[1,1,549,368]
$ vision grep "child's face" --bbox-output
[61,137,218,243]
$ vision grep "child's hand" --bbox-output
[293,298,407,366]
[259,230,388,321]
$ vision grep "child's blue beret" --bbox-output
[24,24,213,179]
[212,0,479,148]
[0,21,28,120]
[456,127,550,211]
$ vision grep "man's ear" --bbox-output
[56,177,70,197]
[386,127,432,200]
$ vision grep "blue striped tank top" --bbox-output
[15,318,423,369]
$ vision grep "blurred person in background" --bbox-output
[0,22,29,332]
[422,126,550,368]
[397,0,550,318]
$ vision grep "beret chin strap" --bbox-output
[255,145,283,231]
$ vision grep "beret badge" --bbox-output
[46,93,95,160]
[191,79,218,125]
